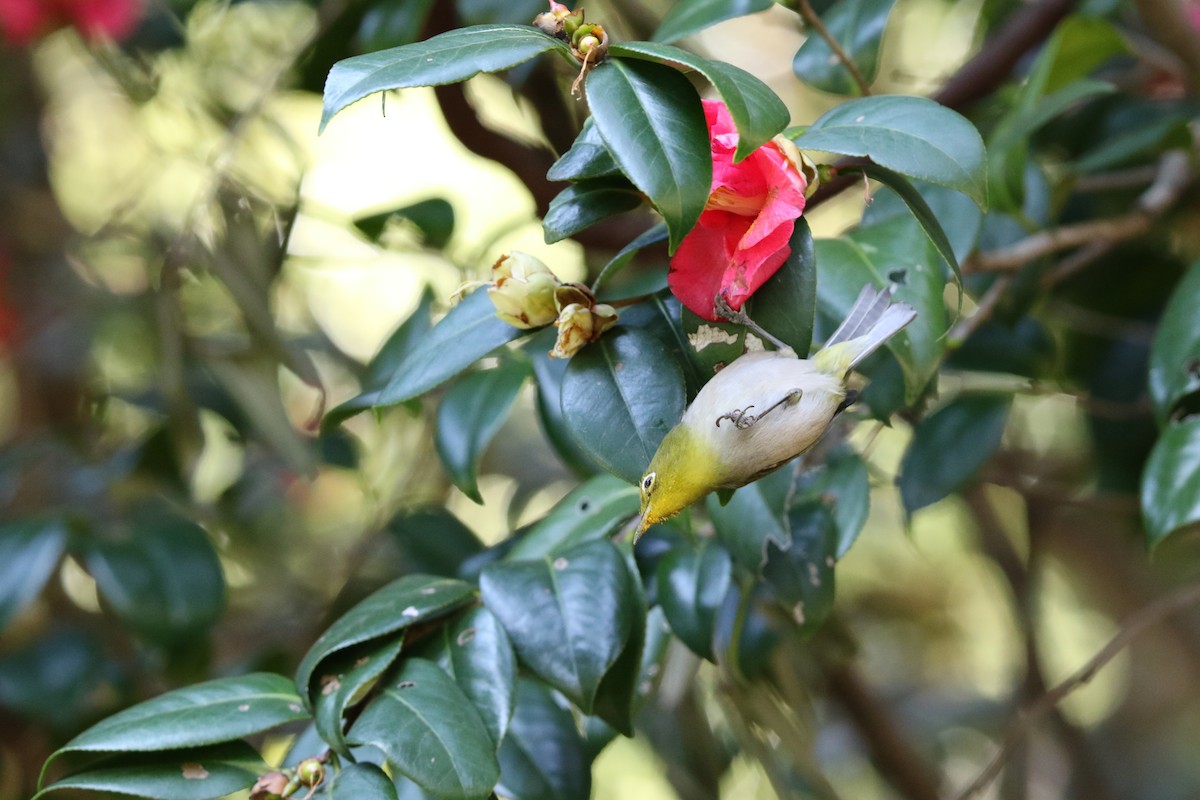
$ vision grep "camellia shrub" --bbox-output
[11,0,1200,798]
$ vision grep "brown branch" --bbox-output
[824,663,943,800]
[964,151,1194,275]
[951,580,1200,800]
[946,273,1013,345]
[795,0,872,96]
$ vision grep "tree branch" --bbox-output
[795,0,872,96]
[951,580,1200,800]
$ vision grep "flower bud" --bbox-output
[549,302,618,359]
[553,281,594,310]
[488,251,560,329]
[250,771,290,800]
[770,134,819,196]
[297,758,325,788]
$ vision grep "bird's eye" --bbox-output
[641,472,656,493]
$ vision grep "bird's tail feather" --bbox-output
[816,285,917,376]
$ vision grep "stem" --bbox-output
[794,0,872,96]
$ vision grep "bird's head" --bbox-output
[635,425,721,539]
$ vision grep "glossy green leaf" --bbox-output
[82,517,224,645]
[653,0,773,43]
[0,520,65,631]
[592,223,669,298]
[657,539,732,659]
[708,467,793,572]
[815,215,948,404]
[375,288,526,408]
[792,0,895,95]
[847,164,960,284]
[35,742,266,800]
[325,288,434,427]
[44,673,306,778]
[712,583,780,680]
[1020,15,1128,104]
[480,539,639,716]
[1142,417,1200,550]
[358,0,435,53]
[681,308,745,379]
[617,291,706,397]
[793,446,870,558]
[322,25,572,130]
[561,326,687,485]
[761,501,838,635]
[348,659,499,800]
[496,680,591,800]
[295,576,475,699]
[314,637,405,758]
[331,763,400,800]
[588,548,648,735]
[526,328,602,476]
[507,473,639,560]
[608,42,790,161]
[354,198,456,248]
[747,217,817,355]
[387,508,484,578]
[794,96,988,208]
[435,360,531,502]
[1149,260,1200,425]
[457,0,547,25]
[543,178,644,244]
[898,393,1011,515]
[547,117,619,182]
[427,607,516,750]
[860,177,982,264]
[585,58,710,252]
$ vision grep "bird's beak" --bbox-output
[633,506,653,542]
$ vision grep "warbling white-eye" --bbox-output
[636,284,916,535]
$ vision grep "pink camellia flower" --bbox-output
[669,99,808,322]
[0,0,141,44]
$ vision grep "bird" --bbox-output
[636,284,916,535]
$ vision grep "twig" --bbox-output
[951,581,1200,800]
[946,274,1012,345]
[794,0,872,96]
[965,151,1194,275]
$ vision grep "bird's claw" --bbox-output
[715,389,804,430]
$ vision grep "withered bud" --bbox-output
[771,134,821,198]
[250,771,290,800]
[488,251,561,329]
[550,302,618,359]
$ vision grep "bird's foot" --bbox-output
[715,389,803,429]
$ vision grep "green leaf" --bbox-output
[387,508,484,578]
[588,548,649,735]
[435,360,531,502]
[794,95,988,208]
[585,58,711,252]
[561,326,687,485]
[480,539,640,716]
[295,576,475,700]
[82,516,225,646]
[358,0,435,52]
[897,393,1011,515]
[761,501,838,635]
[617,291,706,397]
[747,217,817,354]
[1149,260,1200,425]
[526,328,603,476]
[607,42,790,161]
[43,673,306,779]
[653,0,772,42]
[325,288,434,427]
[0,520,65,631]
[0,631,105,730]
[1142,417,1200,550]
[35,742,266,800]
[375,288,526,408]
[793,446,870,558]
[547,118,619,182]
[860,177,982,264]
[507,473,639,560]
[591,223,669,298]
[354,198,456,249]
[315,637,405,758]
[427,607,516,750]
[847,164,961,284]
[543,178,645,244]
[331,763,400,800]
[712,583,780,680]
[348,659,499,800]
[815,215,948,404]
[657,539,732,659]
[708,468,793,572]
[322,25,572,131]
[496,680,591,800]
[1019,15,1128,104]
[791,0,895,95]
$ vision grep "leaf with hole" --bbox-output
[507,473,639,560]
[314,637,405,758]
